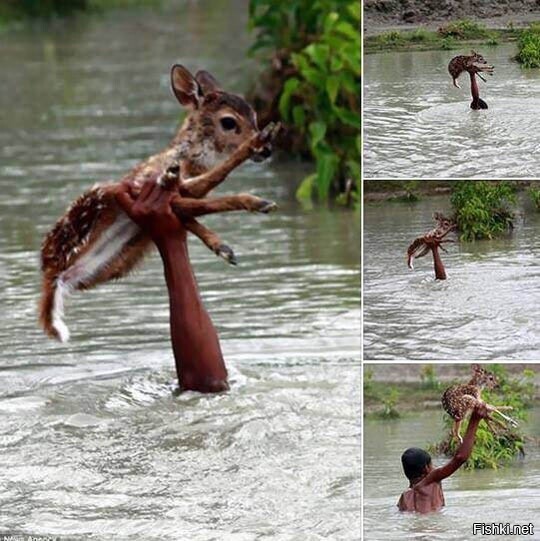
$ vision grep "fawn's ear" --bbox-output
[470,50,477,55]
[171,64,202,109]
[195,70,221,95]
[471,363,481,371]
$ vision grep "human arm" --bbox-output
[115,182,228,393]
[417,403,489,486]
[431,245,447,280]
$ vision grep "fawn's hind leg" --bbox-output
[183,217,237,265]
[172,194,277,217]
[452,419,463,443]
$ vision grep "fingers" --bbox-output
[475,403,489,418]
[114,184,136,216]
[138,180,155,201]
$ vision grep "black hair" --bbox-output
[401,448,432,481]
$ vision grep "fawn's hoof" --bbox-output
[216,244,237,266]
[256,122,282,145]
[257,200,278,214]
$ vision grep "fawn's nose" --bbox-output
[251,144,272,162]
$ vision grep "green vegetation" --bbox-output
[529,184,540,210]
[365,19,516,54]
[438,20,493,40]
[420,364,442,391]
[516,24,540,68]
[450,181,516,241]
[431,366,535,470]
[248,0,360,206]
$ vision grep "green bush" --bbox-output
[450,181,516,241]
[249,0,360,205]
[376,388,401,420]
[431,366,534,470]
[516,25,540,68]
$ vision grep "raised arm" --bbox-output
[417,403,488,486]
[115,181,228,393]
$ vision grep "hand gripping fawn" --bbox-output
[441,364,518,443]
[40,64,281,342]
[407,213,456,280]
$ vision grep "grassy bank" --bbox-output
[365,19,520,54]
[364,180,534,203]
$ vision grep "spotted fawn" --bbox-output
[442,364,518,443]
[448,50,494,89]
[40,64,280,342]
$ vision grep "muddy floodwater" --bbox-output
[364,43,540,179]
[364,195,540,360]
[0,2,361,539]
[364,407,540,540]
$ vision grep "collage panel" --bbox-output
[363,363,540,540]
[363,1,540,180]
[363,180,540,361]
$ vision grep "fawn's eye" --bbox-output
[220,117,237,131]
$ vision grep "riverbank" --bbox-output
[364,180,534,202]
[364,0,540,32]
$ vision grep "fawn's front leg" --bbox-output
[180,122,281,199]
[171,194,277,218]
[183,217,237,265]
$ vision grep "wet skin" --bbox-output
[115,181,228,393]
[397,403,489,513]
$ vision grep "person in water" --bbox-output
[115,180,229,393]
[398,402,489,513]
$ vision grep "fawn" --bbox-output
[40,64,280,342]
[407,213,456,280]
[448,50,494,89]
[441,364,518,443]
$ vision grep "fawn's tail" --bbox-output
[39,275,70,342]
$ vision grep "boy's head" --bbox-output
[401,448,432,481]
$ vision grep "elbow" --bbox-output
[454,452,468,465]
